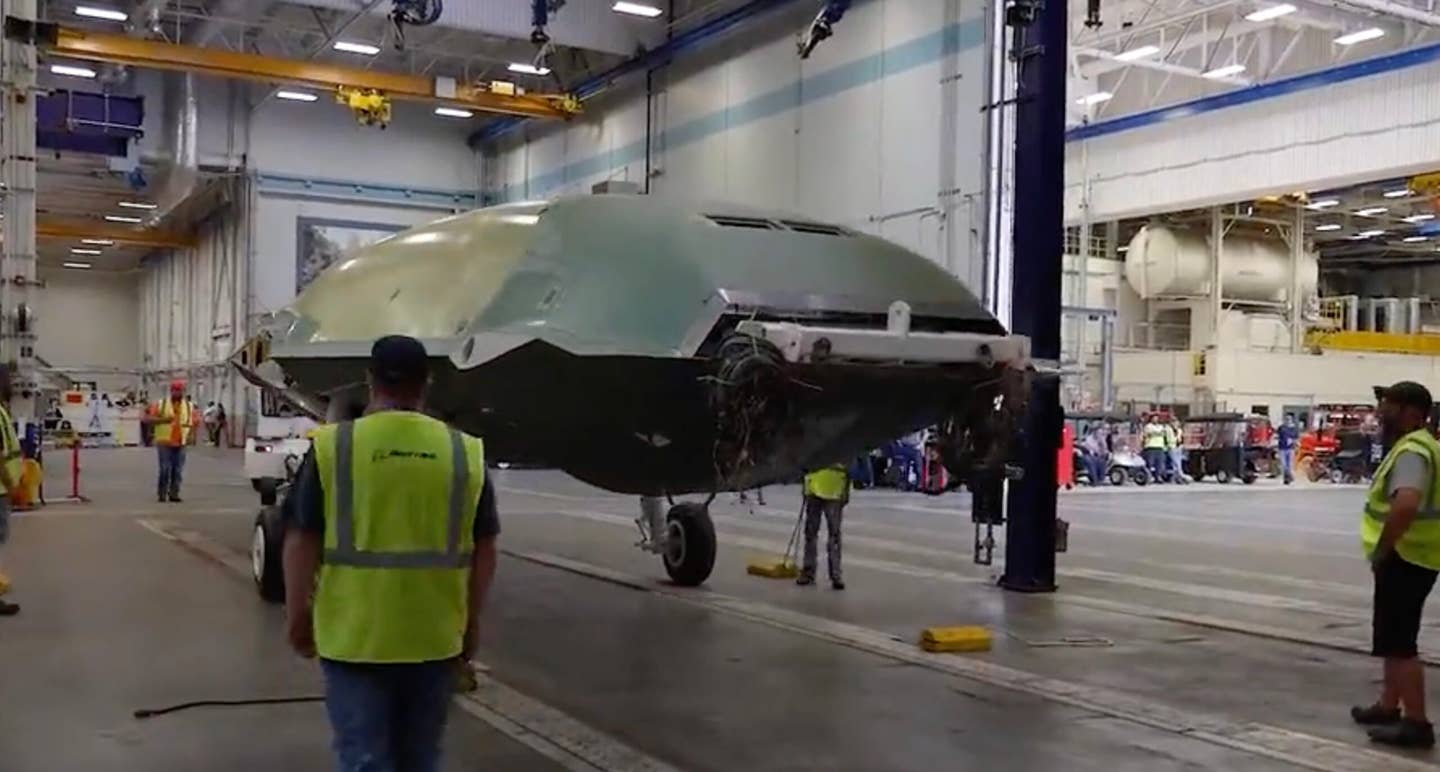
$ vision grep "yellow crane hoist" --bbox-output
[335,87,393,128]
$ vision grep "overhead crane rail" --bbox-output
[3,17,580,122]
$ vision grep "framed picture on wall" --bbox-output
[295,217,407,293]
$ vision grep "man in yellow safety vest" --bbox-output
[1142,414,1169,481]
[282,335,500,772]
[142,380,197,503]
[798,463,849,590]
[1352,381,1440,749]
[0,366,23,617]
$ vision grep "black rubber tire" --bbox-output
[1132,468,1150,486]
[1215,468,1231,484]
[1107,467,1126,486]
[258,477,279,507]
[253,506,286,604]
[661,503,717,587]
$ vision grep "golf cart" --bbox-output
[1182,414,1257,484]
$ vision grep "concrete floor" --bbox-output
[1,447,1436,770]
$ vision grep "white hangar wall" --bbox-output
[485,0,996,292]
[1066,54,1440,222]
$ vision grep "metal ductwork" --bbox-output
[151,71,199,226]
[1329,0,1440,27]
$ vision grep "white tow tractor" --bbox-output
[244,401,318,602]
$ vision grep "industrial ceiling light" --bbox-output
[1403,235,1428,242]
[104,214,143,223]
[70,248,103,256]
[1383,188,1411,198]
[276,90,319,102]
[333,41,381,55]
[1403,213,1436,223]
[1335,27,1384,45]
[1314,223,1342,231]
[434,107,475,118]
[1113,45,1160,62]
[50,64,97,79]
[80,238,113,245]
[117,201,157,210]
[1075,91,1113,106]
[612,1,663,17]
[1244,3,1296,21]
[1306,198,1340,209]
[1356,206,1388,216]
[1357,229,1385,238]
[507,62,552,76]
[62,261,93,270]
[1202,63,1246,79]
[75,5,128,22]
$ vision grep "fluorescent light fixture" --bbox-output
[1335,27,1384,45]
[1356,207,1388,216]
[1244,3,1296,21]
[80,238,113,246]
[1403,213,1436,223]
[1314,223,1342,232]
[434,107,474,119]
[117,200,157,210]
[1357,229,1386,238]
[1403,235,1428,242]
[70,248,103,256]
[1075,91,1113,106]
[104,215,143,223]
[276,90,319,102]
[1113,45,1161,62]
[1116,245,1130,253]
[612,1,663,17]
[507,62,551,76]
[333,41,381,55]
[62,261,92,270]
[1202,63,1247,79]
[50,64,97,79]
[1306,198,1340,209]
[1384,188,1412,198]
[75,6,128,22]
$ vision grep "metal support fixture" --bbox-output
[4,19,577,121]
[1000,0,1065,594]
[2,0,39,427]
[1209,206,1224,336]
[1289,204,1304,352]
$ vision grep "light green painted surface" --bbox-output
[280,195,993,358]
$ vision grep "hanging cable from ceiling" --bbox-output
[389,0,443,50]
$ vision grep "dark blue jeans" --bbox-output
[156,445,185,497]
[321,659,453,772]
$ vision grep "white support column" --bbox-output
[1209,207,1224,338]
[1290,205,1304,352]
[2,0,39,426]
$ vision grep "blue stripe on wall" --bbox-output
[497,19,986,202]
[258,172,478,208]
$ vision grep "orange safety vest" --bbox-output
[152,399,194,446]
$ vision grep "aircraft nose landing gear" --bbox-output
[637,496,717,586]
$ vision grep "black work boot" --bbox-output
[1352,703,1403,726]
[1369,718,1436,749]
[795,574,815,586]
[0,600,19,616]
[831,579,846,591]
[168,491,183,504]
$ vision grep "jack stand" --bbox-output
[970,470,1004,566]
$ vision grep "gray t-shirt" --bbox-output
[1387,450,1433,498]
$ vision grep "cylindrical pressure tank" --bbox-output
[1124,225,1318,302]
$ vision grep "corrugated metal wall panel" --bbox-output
[1068,61,1440,221]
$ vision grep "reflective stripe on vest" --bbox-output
[1362,428,1440,570]
[325,420,472,569]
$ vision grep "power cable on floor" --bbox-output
[133,695,326,719]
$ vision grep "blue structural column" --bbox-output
[999,0,1066,593]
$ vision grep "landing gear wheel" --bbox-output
[252,506,285,604]
[1215,468,1232,484]
[661,503,716,587]
[1108,467,1126,486]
